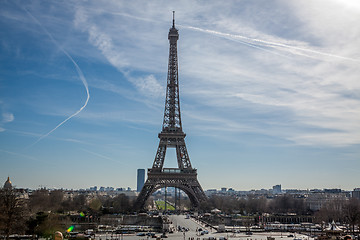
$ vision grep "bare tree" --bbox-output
[49,190,64,212]
[112,194,132,213]
[268,195,306,214]
[343,198,360,234]
[0,188,27,239]
[29,189,50,213]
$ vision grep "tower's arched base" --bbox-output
[134,169,207,210]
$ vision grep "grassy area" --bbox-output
[155,200,175,211]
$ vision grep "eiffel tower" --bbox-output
[134,12,207,210]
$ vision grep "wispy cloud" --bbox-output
[129,75,164,98]
[0,101,14,132]
[73,6,165,102]
[4,0,360,149]
[2,112,14,123]
[70,1,360,147]
[0,149,56,166]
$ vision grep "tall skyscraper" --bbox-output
[353,188,360,199]
[137,169,145,192]
[273,184,282,194]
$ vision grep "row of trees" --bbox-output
[315,198,360,233]
[200,194,360,232]
[27,188,134,214]
[200,195,309,215]
[1,187,360,237]
[0,188,134,238]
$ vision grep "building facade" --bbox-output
[137,169,145,192]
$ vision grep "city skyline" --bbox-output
[1,1,359,191]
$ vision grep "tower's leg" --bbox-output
[134,175,207,211]
[164,185,167,212]
[152,143,167,169]
[175,187,177,210]
[134,180,155,210]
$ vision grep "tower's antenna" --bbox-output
[172,11,175,28]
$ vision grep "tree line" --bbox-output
[1,188,360,238]
[200,194,360,233]
[0,188,134,239]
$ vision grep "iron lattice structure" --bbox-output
[135,13,207,210]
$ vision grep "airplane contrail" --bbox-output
[233,37,323,61]
[22,7,90,147]
[223,36,294,60]
[67,7,359,63]
[0,149,56,166]
[182,25,360,63]
[81,148,131,167]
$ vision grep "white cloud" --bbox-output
[0,101,15,131]
[87,25,129,70]
[2,112,14,123]
[74,7,129,70]
[73,6,167,100]
[68,1,360,147]
[130,75,164,98]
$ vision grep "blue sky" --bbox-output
[1,0,359,191]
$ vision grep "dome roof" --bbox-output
[4,176,12,189]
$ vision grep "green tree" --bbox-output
[89,198,102,212]
[34,213,64,238]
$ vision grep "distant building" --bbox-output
[221,187,227,192]
[324,188,341,193]
[137,169,145,192]
[306,192,349,211]
[352,188,360,199]
[3,176,12,189]
[273,184,282,194]
[205,189,217,196]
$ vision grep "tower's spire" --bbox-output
[172,11,175,28]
